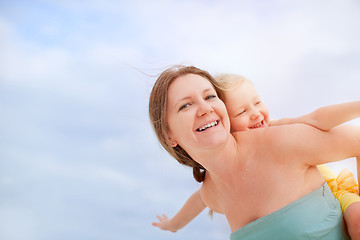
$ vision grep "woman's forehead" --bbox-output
[167,74,214,104]
[171,74,213,90]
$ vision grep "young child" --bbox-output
[152,73,360,238]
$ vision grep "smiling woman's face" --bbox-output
[166,73,230,153]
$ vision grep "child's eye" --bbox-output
[236,110,246,117]
[205,94,217,100]
[179,103,191,111]
[255,101,261,105]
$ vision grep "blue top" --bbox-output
[230,183,350,240]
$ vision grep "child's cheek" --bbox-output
[230,119,248,132]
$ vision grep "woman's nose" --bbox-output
[197,101,213,116]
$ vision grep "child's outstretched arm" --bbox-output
[271,101,360,131]
[152,189,206,232]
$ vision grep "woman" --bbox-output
[149,65,360,239]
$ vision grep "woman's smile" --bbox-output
[196,120,219,132]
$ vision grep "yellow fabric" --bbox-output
[317,164,360,212]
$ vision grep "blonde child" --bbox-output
[152,73,360,238]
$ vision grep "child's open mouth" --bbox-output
[249,120,264,129]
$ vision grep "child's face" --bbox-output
[223,81,270,132]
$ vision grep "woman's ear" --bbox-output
[169,137,178,147]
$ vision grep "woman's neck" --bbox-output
[192,134,242,182]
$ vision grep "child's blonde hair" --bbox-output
[214,73,251,100]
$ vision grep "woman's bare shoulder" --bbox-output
[265,123,318,140]
[232,124,313,143]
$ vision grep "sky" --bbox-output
[1,0,360,239]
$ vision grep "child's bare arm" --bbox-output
[152,189,206,232]
[271,101,360,131]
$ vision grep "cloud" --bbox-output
[0,205,39,240]
[1,1,360,239]
[116,0,360,80]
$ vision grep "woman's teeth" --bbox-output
[197,121,219,132]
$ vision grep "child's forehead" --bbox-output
[224,83,259,105]
[231,81,257,95]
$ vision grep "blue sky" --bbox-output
[1,1,360,239]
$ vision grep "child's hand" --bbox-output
[152,214,178,232]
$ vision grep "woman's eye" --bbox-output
[179,103,190,111]
[205,94,217,100]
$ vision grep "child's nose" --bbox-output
[250,109,261,120]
